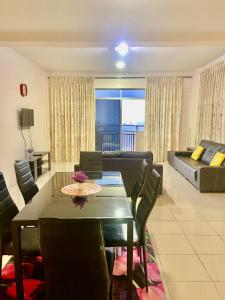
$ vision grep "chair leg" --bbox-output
[139,246,143,264]
[109,278,113,300]
[142,244,148,292]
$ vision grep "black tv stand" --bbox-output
[16,151,51,181]
[33,151,51,178]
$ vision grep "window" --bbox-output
[96,89,145,151]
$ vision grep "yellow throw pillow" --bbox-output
[210,152,225,166]
[191,145,204,161]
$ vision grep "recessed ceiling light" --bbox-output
[116,61,125,69]
[115,42,129,56]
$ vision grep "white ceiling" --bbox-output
[1,0,225,73]
[13,46,225,74]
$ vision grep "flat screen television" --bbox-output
[20,108,34,128]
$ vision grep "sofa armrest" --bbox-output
[174,151,192,157]
[74,164,80,171]
[198,166,225,192]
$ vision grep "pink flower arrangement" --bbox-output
[71,171,88,183]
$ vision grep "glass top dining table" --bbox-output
[12,171,134,300]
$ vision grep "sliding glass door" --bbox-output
[96,99,121,151]
[95,89,145,151]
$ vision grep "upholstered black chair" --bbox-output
[0,172,39,280]
[39,218,115,300]
[75,151,103,172]
[103,169,160,291]
[130,159,149,218]
[15,160,39,204]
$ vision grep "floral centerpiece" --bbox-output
[71,171,88,183]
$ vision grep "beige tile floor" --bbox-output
[5,162,225,300]
[147,163,225,300]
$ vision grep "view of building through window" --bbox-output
[95,89,145,151]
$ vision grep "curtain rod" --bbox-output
[95,76,192,79]
[48,75,192,79]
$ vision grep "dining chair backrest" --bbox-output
[136,169,160,243]
[14,160,39,204]
[80,151,103,171]
[39,218,110,300]
[0,172,19,238]
[130,159,149,217]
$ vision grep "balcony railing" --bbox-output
[96,131,135,151]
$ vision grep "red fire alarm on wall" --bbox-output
[20,84,28,97]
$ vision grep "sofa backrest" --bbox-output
[102,151,153,159]
[200,140,225,165]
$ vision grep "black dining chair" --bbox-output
[0,171,40,280]
[103,169,160,291]
[39,218,115,300]
[130,159,149,218]
[75,151,103,172]
[15,160,39,204]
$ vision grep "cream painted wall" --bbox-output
[0,47,49,194]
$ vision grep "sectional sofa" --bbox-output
[168,140,225,192]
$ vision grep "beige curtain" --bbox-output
[49,77,95,162]
[196,61,225,144]
[145,77,183,162]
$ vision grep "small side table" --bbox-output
[33,151,51,174]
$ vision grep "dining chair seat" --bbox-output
[4,227,39,256]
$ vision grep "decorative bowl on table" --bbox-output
[61,182,102,197]
[61,171,102,197]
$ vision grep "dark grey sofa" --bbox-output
[168,140,225,192]
[75,151,163,195]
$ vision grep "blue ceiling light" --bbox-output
[115,42,129,56]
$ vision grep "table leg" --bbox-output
[34,160,37,181]
[127,219,133,300]
[12,224,24,300]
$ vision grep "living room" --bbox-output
[1,0,225,299]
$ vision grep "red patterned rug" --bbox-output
[0,231,166,300]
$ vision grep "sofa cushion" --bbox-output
[175,156,207,183]
[119,151,152,159]
[200,140,225,165]
[177,156,207,169]
[102,151,122,158]
[191,145,204,161]
[103,151,153,160]
[210,152,225,166]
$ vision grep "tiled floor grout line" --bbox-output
[213,282,225,300]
